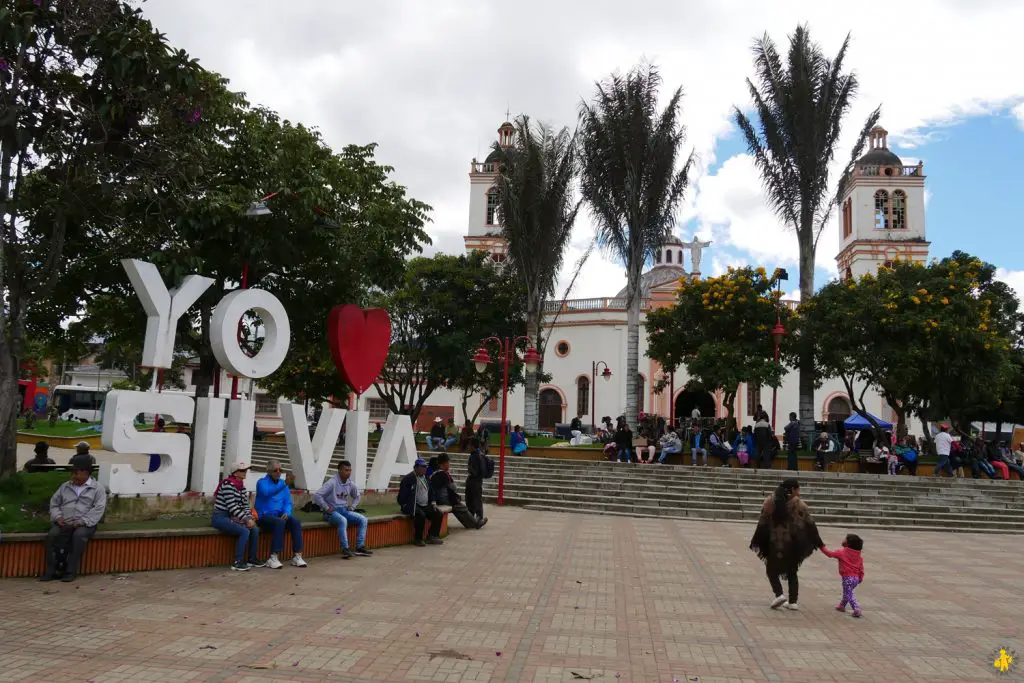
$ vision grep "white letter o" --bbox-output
[210,289,290,378]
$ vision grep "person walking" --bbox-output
[932,425,954,477]
[465,437,489,524]
[749,478,824,611]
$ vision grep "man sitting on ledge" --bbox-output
[313,460,372,560]
[399,459,443,546]
[40,455,107,583]
[255,459,307,569]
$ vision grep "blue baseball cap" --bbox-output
[414,459,427,468]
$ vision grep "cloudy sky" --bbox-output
[140,0,1024,301]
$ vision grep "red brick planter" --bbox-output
[0,513,448,578]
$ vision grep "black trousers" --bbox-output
[45,524,96,577]
[465,478,484,520]
[766,564,799,603]
[413,505,442,539]
[450,503,479,529]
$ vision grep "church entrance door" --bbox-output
[539,389,563,431]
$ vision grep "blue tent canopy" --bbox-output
[844,412,893,430]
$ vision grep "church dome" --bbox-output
[857,146,902,167]
[615,264,687,298]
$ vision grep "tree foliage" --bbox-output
[648,267,794,423]
[0,0,229,476]
[732,24,879,443]
[802,252,1022,436]
[372,252,527,423]
[578,63,694,429]
[489,115,580,432]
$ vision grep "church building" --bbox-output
[357,122,928,435]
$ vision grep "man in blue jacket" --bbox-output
[398,459,443,546]
[255,459,306,569]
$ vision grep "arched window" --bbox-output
[577,376,590,417]
[636,374,645,413]
[842,198,853,238]
[826,396,852,423]
[678,250,682,264]
[891,190,906,230]
[873,190,889,230]
[486,188,500,225]
[666,250,672,264]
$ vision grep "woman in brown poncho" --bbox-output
[749,478,824,611]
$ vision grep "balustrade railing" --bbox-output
[470,161,499,174]
[544,296,799,313]
[856,164,923,177]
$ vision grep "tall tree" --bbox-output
[647,266,794,426]
[579,63,693,428]
[733,25,880,445]
[489,115,580,433]
[373,252,526,423]
[0,0,228,476]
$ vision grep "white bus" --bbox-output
[51,385,107,423]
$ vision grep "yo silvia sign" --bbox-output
[99,259,416,496]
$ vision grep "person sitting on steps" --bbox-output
[398,459,443,546]
[427,417,446,451]
[40,455,107,582]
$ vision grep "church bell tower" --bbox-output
[836,126,929,280]
[464,121,514,265]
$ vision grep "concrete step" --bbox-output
[519,504,1024,535]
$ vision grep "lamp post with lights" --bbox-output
[472,337,541,504]
[590,361,612,432]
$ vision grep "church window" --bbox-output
[555,340,570,357]
[486,188,500,225]
[873,190,889,230]
[842,198,853,238]
[746,383,761,417]
[666,250,672,264]
[577,376,590,417]
[891,190,906,230]
[678,250,682,264]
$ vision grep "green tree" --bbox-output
[489,115,580,433]
[733,24,880,445]
[803,252,1020,437]
[579,63,694,428]
[648,266,794,425]
[372,252,527,423]
[0,0,228,476]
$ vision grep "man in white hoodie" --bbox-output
[312,460,372,560]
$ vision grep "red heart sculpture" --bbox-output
[327,305,392,395]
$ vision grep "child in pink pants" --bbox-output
[820,534,865,617]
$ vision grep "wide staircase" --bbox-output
[247,442,1024,534]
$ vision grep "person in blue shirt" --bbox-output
[255,459,306,569]
[510,425,528,455]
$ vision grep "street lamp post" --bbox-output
[770,268,789,429]
[590,361,612,432]
[472,337,541,505]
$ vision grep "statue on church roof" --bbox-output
[681,238,712,273]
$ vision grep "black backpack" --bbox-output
[483,454,495,479]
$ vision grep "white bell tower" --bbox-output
[836,126,929,280]
[464,121,515,265]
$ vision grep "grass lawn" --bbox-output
[16,419,102,438]
[0,471,399,533]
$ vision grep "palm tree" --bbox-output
[489,116,581,433]
[578,64,693,429]
[733,25,879,443]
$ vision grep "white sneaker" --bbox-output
[265,554,283,570]
[770,595,787,609]
[290,555,308,568]
[784,602,799,611]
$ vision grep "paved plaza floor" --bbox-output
[2,507,1023,682]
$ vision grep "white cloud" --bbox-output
[133,0,1024,301]
[1013,102,1024,130]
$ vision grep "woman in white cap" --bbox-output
[211,461,263,571]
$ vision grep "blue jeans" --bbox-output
[444,436,457,449]
[427,436,445,451]
[211,512,260,565]
[787,444,798,471]
[617,447,631,462]
[659,446,680,463]
[258,514,304,554]
[934,453,953,476]
[324,509,367,549]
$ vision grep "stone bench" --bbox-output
[0,511,450,579]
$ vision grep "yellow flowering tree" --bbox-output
[803,251,1021,437]
[647,266,795,425]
